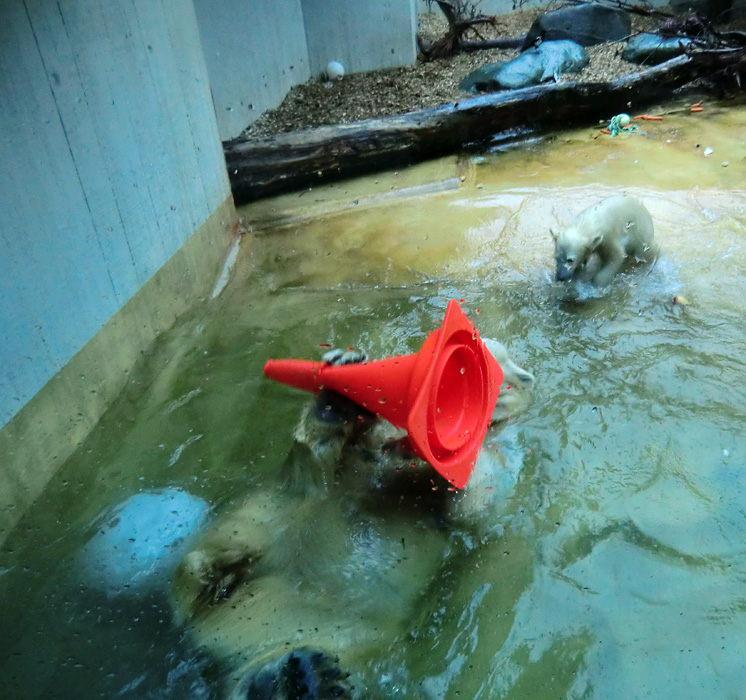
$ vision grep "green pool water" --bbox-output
[2,98,746,699]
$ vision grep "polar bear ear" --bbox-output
[590,233,603,250]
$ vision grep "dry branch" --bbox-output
[420,0,497,59]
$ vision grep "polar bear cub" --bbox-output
[551,195,658,287]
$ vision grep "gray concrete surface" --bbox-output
[194,0,312,142]
[0,0,231,431]
[0,0,235,543]
[196,0,418,141]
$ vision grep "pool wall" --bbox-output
[0,0,424,548]
[197,0,420,141]
[0,0,235,546]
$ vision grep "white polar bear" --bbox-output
[171,338,534,700]
[551,195,658,287]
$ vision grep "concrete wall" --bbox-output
[1,0,421,433]
[196,0,419,141]
[0,0,231,430]
[194,0,312,144]
[0,0,236,543]
[302,0,418,78]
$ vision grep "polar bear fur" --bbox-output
[551,195,658,287]
[171,338,533,700]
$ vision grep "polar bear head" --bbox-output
[551,226,602,282]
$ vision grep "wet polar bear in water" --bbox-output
[171,338,534,700]
[551,194,658,287]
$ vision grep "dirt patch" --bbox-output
[242,7,667,138]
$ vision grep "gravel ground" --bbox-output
[242,7,667,138]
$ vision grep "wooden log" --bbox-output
[224,50,746,205]
[418,36,523,54]
[459,37,524,51]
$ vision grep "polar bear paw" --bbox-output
[231,648,352,700]
[310,348,374,428]
[322,348,368,366]
[178,547,259,611]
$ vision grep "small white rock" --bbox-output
[704,147,714,156]
[325,60,345,80]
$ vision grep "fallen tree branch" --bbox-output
[418,36,522,54]
[457,36,524,51]
[224,49,746,204]
[420,0,497,60]
[563,0,675,20]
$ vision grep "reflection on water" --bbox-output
[2,98,746,698]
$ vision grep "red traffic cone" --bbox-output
[263,300,503,489]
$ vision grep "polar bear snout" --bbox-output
[512,366,535,387]
[551,232,580,281]
[482,337,535,392]
[556,261,575,281]
[555,251,579,281]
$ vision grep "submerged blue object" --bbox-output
[79,487,211,596]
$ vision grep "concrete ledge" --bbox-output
[0,196,238,547]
